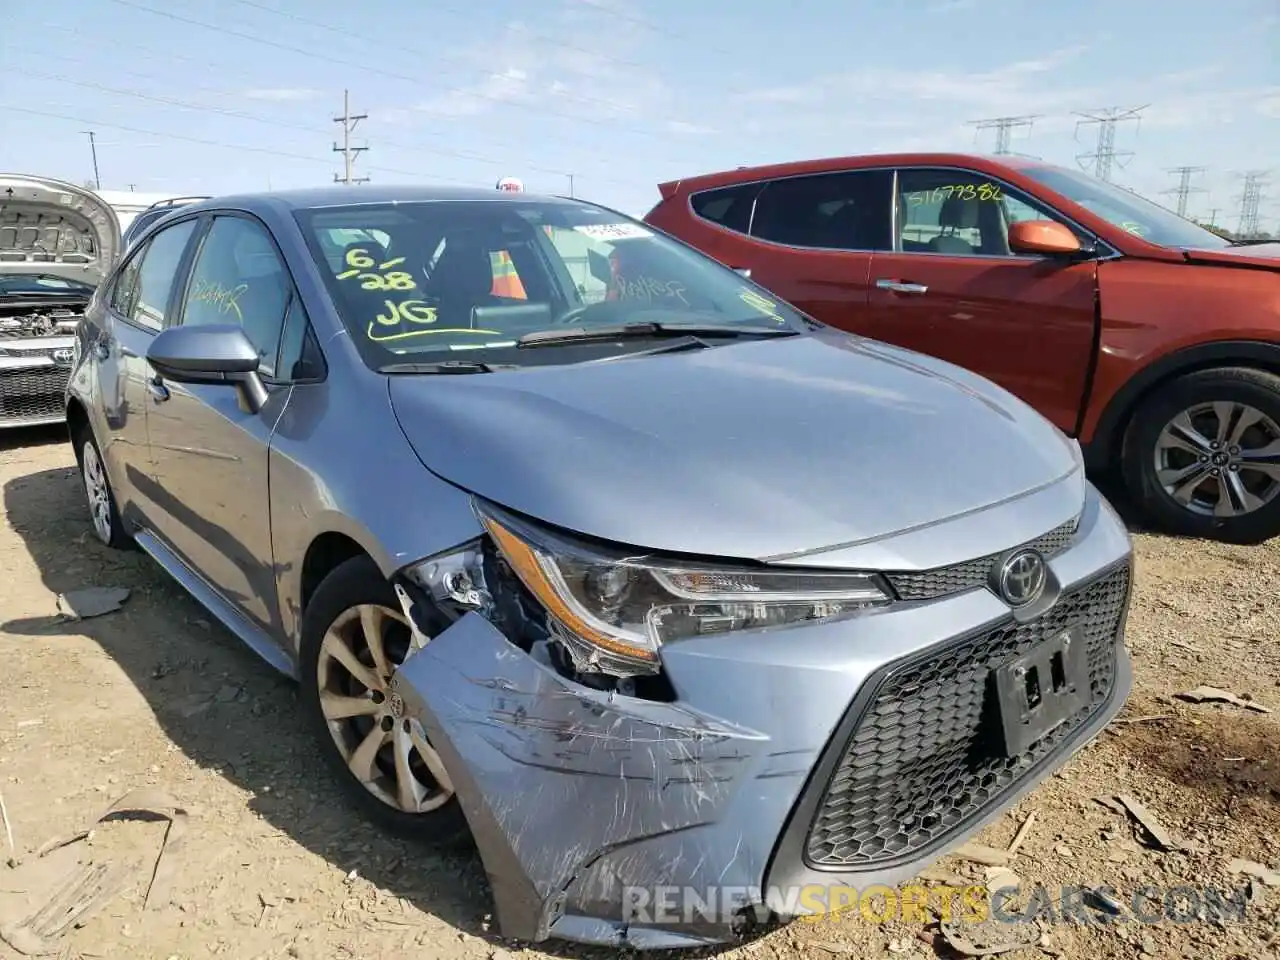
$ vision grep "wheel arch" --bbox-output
[300,531,375,614]
[65,396,90,459]
[1085,340,1280,472]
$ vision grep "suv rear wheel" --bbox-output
[1121,366,1280,544]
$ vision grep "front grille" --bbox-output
[805,562,1129,869]
[885,517,1079,602]
[0,365,70,424]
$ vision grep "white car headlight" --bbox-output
[478,508,890,675]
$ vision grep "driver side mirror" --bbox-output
[147,324,269,414]
[1008,220,1084,256]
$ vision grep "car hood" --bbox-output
[0,174,121,286]
[388,332,1082,561]
[1181,242,1280,271]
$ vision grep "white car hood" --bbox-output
[0,174,121,286]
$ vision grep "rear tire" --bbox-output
[298,555,471,847]
[72,424,133,550]
[1120,366,1280,544]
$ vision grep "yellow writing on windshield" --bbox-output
[189,279,248,322]
[906,183,1003,204]
[739,289,786,323]
[336,247,418,291]
[366,297,501,343]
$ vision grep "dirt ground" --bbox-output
[0,425,1277,960]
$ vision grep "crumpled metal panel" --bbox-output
[390,613,771,943]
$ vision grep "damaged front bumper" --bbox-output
[390,488,1134,950]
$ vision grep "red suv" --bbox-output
[645,153,1280,544]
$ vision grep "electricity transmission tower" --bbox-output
[1236,171,1269,237]
[1163,166,1207,218]
[968,115,1039,155]
[333,90,369,185]
[1074,105,1147,181]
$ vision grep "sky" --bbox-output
[1,0,1277,226]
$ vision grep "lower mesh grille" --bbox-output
[805,562,1129,868]
[0,366,70,424]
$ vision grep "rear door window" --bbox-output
[750,171,893,250]
[690,183,763,235]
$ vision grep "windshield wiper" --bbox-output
[517,321,797,348]
[377,360,509,374]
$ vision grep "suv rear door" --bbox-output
[651,169,894,328]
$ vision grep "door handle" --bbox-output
[876,279,928,294]
[147,377,170,403]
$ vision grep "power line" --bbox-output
[1074,105,1147,182]
[19,34,705,178]
[0,105,472,186]
[105,0,701,144]
[967,115,1039,155]
[1162,166,1207,218]
[1236,171,1270,237]
[333,90,369,186]
[5,69,656,191]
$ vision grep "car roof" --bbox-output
[178,185,584,217]
[658,152,1058,196]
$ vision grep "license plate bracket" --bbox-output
[993,627,1089,756]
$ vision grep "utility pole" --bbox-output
[1163,166,1207,218]
[967,115,1039,155]
[1074,105,1147,182]
[1207,207,1221,226]
[81,130,101,189]
[332,90,369,185]
[566,173,575,197]
[1236,171,1270,238]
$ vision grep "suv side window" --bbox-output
[750,170,893,251]
[126,218,199,329]
[180,216,292,378]
[896,168,1076,257]
[690,183,763,235]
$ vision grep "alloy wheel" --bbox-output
[81,440,113,545]
[1154,401,1280,518]
[315,603,455,814]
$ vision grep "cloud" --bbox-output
[389,1,705,133]
[243,88,320,102]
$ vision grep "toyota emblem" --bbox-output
[996,549,1047,607]
[51,348,74,365]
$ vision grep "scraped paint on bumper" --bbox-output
[391,489,1134,949]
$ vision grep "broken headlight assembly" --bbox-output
[475,506,891,678]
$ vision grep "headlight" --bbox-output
[480,508,890,675]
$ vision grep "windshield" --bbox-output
[294,199,805,368]
[1018,164,1231,250]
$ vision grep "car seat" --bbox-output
[929,196,980,254]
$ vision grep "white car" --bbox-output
[0,175,120,428]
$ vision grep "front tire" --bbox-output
[1121,367,1280,544]
[73,425,132,550]
[298,555,471,846]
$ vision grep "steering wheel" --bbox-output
[552,302,599,326]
